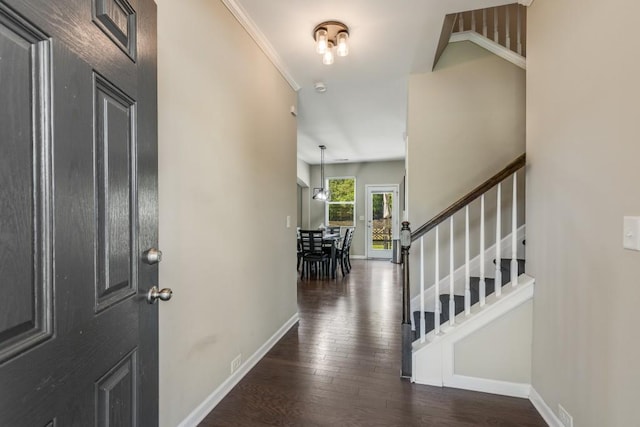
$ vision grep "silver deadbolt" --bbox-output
[143,248,163,265]
[147,286,172,304]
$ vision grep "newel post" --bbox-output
[400,221,412,378]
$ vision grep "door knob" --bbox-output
[147,286,172,304]
[143,248,162,265]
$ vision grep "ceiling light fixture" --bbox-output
[313,21,349,65]
[312,145,329,201]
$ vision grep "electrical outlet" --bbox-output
[558,404,573,427]
[230,354,242,374]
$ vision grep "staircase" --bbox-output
[434,3,528,70]
[400,154,534,397]
[413,258,525,337]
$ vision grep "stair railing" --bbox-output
[453,4,527,56]
[433,4,527,70]
[401,154,525,378]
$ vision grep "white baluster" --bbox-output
[420,236,425,342]
[511,173,518,286]
[495,183,502,297]
[494,8,499,42]
[482,9,488,37]
[449,217,455,326]
[505,6,511,50]
[434,226,440,335]
[471,11,476,33]
[465,206,470,315]
[480,195,486,306]
[458,13,464,32]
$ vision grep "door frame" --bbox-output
[365,184,400,259]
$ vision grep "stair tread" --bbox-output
[412,257,527,338]
[412,310,437,337]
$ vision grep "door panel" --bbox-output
[0,1,53,364]
[366,186,399,259]
[96,349,138,427]
[0,0,158,425]
[94,72,138,311]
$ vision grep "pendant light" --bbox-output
[313,145,329,201]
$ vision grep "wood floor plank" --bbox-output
[199,260,546,426]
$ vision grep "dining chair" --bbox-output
[299,229,330,279]
[342,227,355,272]
[334,227,355,275]
[296,229,303,271]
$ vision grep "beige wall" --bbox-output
[455,300,532,383]
[527,1,640,425]
[157,1,297,426]
[308,160,405,257]
[407,41,526,294]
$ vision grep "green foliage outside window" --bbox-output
[372,193,393,220]
[327,177,355,226]
[328,178,355,202]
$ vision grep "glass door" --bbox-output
[366,185,399,259]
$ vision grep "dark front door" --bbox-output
[0,0,159,425]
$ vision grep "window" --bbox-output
[326,177,355,227]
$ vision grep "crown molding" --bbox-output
[221,0,301,91]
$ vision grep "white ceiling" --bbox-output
[227,0,516,165]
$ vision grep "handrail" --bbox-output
[411,154,525,242]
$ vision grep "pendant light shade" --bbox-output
[336,31,349,56]
[315,28,328,54]
[322,42,335,65]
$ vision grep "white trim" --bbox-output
[446,375,531,398]
[413,275,534,390]
[177,313,300,427]
[220,0,300,91]
[349,255,366,260]
[325,176,357,228]
[530,387,564,427]
[365,184,400,259]
[518,0,534,6]
[450,31,526,70]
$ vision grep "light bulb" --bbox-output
[322,42,334,65]
[315,28,328,54]
[336,31,349,57]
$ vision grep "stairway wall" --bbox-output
[407,41,525,296]
[454,299,532,384]
[412,277,534,395]
[527,1,640,426]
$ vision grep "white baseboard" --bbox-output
[350,255,366,260]
[446,375,531,398]
[530,387,563,427]
[177,312,300,427]
[413,276,535,394]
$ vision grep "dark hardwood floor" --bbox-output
[199,260,546,426]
